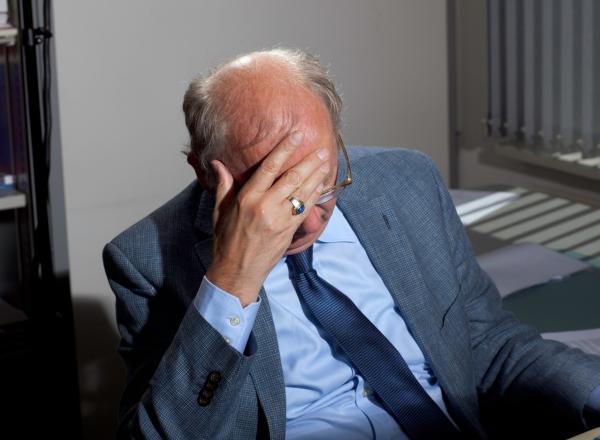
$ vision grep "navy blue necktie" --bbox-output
[286,246,463,439]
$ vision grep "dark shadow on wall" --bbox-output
[72,296,124,440]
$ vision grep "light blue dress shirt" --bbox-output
[193,206,600,436]
[194,206,457,438]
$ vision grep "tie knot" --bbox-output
[285,246,314,275]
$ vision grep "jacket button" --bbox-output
[208,371,221,383]
[200,388,214,399]
[204,381,218,391]
[197,395,210,407]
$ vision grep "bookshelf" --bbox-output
[1,1,81,437]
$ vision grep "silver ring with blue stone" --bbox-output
[288,196,305,215]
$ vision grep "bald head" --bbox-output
[182,48,342,188]
[211,53,309,152]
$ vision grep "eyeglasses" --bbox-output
[315,133,352,205]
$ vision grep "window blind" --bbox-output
[487,0,600,160]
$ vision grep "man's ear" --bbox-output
[187,152,211,189]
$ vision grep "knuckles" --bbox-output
[284,169,301,187]
[260,156,281,175]
[254,200,273,224]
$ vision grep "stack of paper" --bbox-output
[476,242,590,298]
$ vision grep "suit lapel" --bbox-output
[337,192,482,436]
[337,194,444,341]
[193,190,286,439]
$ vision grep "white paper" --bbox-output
[542,328,600,356]
[476,242,590,297]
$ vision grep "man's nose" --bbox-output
[299,209,321,233]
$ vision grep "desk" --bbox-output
[450,187,600,346]
[502,268,600,333]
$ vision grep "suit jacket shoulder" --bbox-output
[105,181,207,293]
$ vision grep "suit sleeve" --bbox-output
[103,242,257,439]
[423,156,600,436]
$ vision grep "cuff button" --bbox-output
[197,396,210,407]
[204,381,218,391]
[201,388,214,399]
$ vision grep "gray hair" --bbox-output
[182,48,343,188]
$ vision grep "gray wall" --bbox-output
[454,0,600,203]
[51,1,451,438]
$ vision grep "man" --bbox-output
[103,48,600,439]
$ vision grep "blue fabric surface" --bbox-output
[585,384,600,427]
[587,385,600,411]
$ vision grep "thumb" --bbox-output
[211,160,235,222]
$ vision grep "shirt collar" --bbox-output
[316,205,357,244]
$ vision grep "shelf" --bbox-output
[493,143,600,182]
[0,25,17,46]
[0,188,26,210]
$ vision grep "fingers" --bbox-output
[245,130,304,193]
[272,154,331,223]
[292,158,330,212]
[211,160,235,224]
[270,146,330,200]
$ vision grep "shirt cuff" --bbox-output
[584,384,600,428]
[192,276,261,353]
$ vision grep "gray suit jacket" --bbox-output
[103,147,600,439]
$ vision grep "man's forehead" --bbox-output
[227,124,336,192]
[227,91,334,175]
[230,126,329,179]
[234,107,297,152]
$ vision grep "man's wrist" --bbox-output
[193,276,261,353]
[205,264,263,307]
